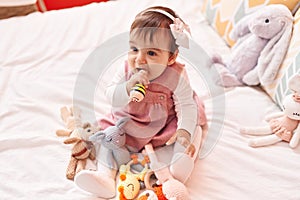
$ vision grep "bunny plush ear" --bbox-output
[229,13,252,42]
[256,4,293,85]
[115,117,129,129]
[89,131,105,142]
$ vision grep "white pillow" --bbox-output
[0,0,37,6]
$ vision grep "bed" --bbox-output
[1,0,300,199]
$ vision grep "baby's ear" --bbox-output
[168,50,178,65]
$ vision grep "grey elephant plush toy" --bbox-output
[89,118,131,168]
[212,4,293,87]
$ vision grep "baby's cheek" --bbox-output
[127,54,135,65]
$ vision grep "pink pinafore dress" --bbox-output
[99,61,207,152]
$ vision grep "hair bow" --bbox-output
[170,18,191,49]
[143,9,192,49]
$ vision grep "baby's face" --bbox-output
[128,29,177,81]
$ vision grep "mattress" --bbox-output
[1,0,299,199]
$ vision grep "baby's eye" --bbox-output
[265,18,270,23]
[147,51,156,56]
[130,46,138,52]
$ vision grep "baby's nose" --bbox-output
[136,52,146,64]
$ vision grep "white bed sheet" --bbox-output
[1,0,300,199]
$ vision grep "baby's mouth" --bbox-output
[136,67,148,73]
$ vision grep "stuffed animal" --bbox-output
[56,106,83,138]
[139,175,172,200]
[117,155,150,200]
[130,83,146,102]
[152,185,168,200]
[137,190,159,200]
[63,123,98,180]
[56,106,99,180]
[212,4,293,87]
[118,170,140,200]
[144,143,190,200]
[89,118,131,168]
[240,74,300,148]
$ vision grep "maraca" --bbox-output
[129,83,146,102]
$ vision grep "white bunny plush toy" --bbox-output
[240,74,300,148]
[212,4,293,87]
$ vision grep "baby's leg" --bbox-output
[74,145,117,198]
[170,126,202,183]
[248,134,282,147]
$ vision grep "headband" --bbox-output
[143,9,191,49]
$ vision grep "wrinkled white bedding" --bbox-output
[1,0,300,199]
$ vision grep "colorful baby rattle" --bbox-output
[129,83,146,102]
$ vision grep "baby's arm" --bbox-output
[105,66,129,107]
[173,69,198,138]
[169,69,198,156]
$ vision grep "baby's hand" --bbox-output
[176,135,190,148]
[166,129,191,146]
[166,129,195,157]
[126,70,149,94]
[177,135,195,157]
[185,143,196,157]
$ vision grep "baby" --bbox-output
[75,6,207,199]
